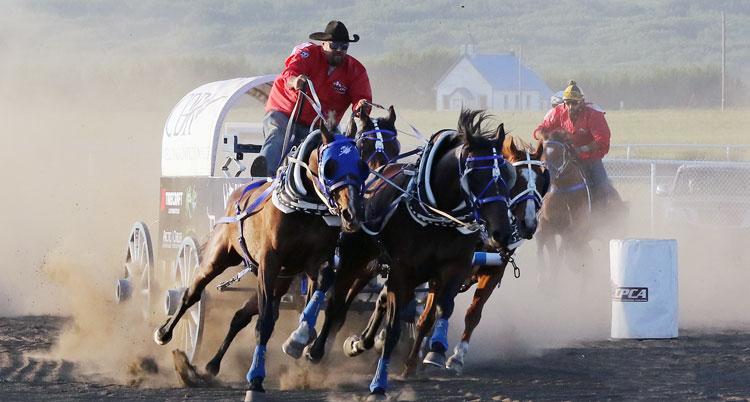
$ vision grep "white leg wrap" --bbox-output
[450,340,470,362]
[290,321,310,344]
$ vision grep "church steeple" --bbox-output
[460,32,476,57]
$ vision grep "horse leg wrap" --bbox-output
[246,345,266,382]
[446,341,469,372]
[429,318,450,352]
[300,290,325,328]
[369,358,390,393]
[283,321,316,359]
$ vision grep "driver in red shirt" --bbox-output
[534,80,619,209]
[251,21,372,177]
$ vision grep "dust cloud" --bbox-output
[1,1,748,392]
[452,188,750,366]
[0,3,201,386]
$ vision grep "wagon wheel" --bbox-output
[116,221,155,320]
[165,236,206,362]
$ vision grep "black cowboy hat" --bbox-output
[309,20,360,43]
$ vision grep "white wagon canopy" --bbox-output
[162,75,276,177]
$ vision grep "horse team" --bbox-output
[154,104,557,401]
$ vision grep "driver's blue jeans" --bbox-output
[259,110,311,177]
[580,158,610,189]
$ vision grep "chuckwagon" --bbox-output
[114,75,286,362]
[114,75,515,365]
[115,75,396,363]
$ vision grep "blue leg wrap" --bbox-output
[246,345,266,382]
[430,318,449,351]
[369,358,390,393]
[300,290,325,328]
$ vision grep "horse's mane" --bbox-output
[457,108,496,145]
[323,111,339,133]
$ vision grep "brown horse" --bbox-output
[201,106,401,376]
[303,109,515,400]
[536,130,596,270]
[152,120,368,401]
[440,136,550,373]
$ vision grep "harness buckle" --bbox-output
[378,263,390,278]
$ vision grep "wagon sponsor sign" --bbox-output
[161,75,276,177]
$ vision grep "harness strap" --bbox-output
[216,179,277,271]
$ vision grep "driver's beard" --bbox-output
[327,53,345,67]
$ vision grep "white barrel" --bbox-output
[610,238,678,339]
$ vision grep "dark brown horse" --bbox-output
[536,130,595,269]
[440,136,550,373]
[200,106,401,376]
[303,109,515,400]
[152,121,368,401]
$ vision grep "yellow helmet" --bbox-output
[563,80,584,101]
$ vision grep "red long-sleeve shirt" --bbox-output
[534,104,611,160]
[265,42,372,127]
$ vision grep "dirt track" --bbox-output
[1,316,749,402]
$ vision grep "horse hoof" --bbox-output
[422,351,447,368]
[282,337,305,359]
[153,326,171,345]
[343,335,362,357]
[204,359,220,377]
[244,390,266,402]
[367,388,387,401]
[303,344,321,364]
[445,356,463,374]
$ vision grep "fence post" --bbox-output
[650,162,656,236]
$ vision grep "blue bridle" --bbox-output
[458,145,513,223]
[356,120,400,166]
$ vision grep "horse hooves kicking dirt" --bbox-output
[172,349,218,388]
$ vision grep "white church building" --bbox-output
[435,37,552,111]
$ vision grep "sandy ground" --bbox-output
[1,315,750,402]
[1,6,750,402]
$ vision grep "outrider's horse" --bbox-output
[536,130,596,269]
[440,136,550,373]
[152,120,369,401]
[303,109,515,400]
[201,106,400,376]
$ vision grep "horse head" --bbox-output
[350,105,400,170]
[308,121,369,233]
[442,109,515,248]
[504,137,550,239]
[541,130,575,182]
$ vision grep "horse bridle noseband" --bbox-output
[542,139,573,182]
[510,152,547,208]
[356,118,400,166]
[458,145,514,224]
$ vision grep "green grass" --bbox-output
[388,109,750,152]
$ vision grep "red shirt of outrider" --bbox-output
[265,42,372,127]
[534,103,611,160]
